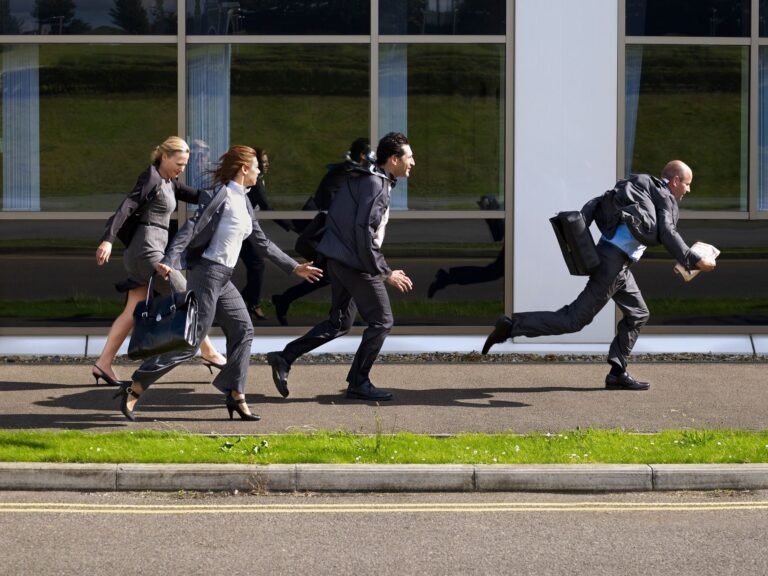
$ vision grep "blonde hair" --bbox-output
[150,136,190,165]
[208,145,258,186]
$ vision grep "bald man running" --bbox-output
[482,160,716,390]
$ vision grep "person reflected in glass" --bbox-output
[115,145,322,422]
[427,194,504,299]
[238,148,291,321]
[94,137,226,387]
[271,137,373,325]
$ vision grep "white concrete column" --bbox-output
[513,0,618,343]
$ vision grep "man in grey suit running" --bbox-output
[267,132,414,401]
[482,160,716,390]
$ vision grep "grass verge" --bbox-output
[1,429,767,465]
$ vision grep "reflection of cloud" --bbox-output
[9,0,177,32]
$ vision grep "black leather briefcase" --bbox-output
[549,211,601,276]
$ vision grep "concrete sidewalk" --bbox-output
[1,359,767,492]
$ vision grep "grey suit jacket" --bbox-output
[162,184,298,274]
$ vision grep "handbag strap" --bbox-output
[140,272,180,318]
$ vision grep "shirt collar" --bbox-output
[227,180,247,196]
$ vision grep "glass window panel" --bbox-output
[379,0,504,35]
[2,0,177,34]
[187,44,369,209]
[632,220,768,326]
[379,43,504,210]
[626,0,749,37]
[759,47,768,210]
[186,0,369,35]
[0,44,177,212]
[243,218,504,327]
[0,219,162,327]
[625,45,748,211]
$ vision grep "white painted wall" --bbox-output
[513,0,618,343]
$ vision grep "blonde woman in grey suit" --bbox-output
[94,137,226,387]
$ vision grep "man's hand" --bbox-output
[386,270,413,293]
[294,262,324,282]
[95,241,112,266]
[696,258,716,272]
[154,262,173,279]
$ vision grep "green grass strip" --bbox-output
[1,429,767,465]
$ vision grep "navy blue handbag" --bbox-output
[127,274,198,360]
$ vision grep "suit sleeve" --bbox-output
[100,168,152,243]
[245,217,300,275]
[354,180,392,277]
[173,179,203,204]
[160,209,199,270]
[656,196,701,270]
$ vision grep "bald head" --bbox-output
[662,160,693,202]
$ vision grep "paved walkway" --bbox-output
[1,360,766,492]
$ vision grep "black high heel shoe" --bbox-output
[202,359,226,374]
[113,381,142,422]
[225,396,261,421]
[92,364,129,387]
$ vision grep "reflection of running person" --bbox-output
[239,148,291,321]
[267,133,414,402]
[482,161,716,391]
[427,195,504,299]
[271,138,372,325]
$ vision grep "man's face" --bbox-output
[391,144,415,178]
[669,171,692,202]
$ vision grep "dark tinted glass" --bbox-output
[242,218,504,327]
[633,220,768,326]
[626,0,749,37]
[1,0,177,34]
[186,0,369,35]
[380,0,504,35]
[0,220,165,327]
[0,44,177,212]
[187,44,369,209]
[625,45,747,211]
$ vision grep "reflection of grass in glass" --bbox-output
[631,46,745,210]
[0,298,124,319]
[647,297,768,317]
[0,298,502,320]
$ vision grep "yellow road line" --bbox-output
[1,502,767,514]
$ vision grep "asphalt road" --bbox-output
[1,490,767,576]
[1,362,766,434]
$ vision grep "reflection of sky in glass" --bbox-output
[9,0,177,33]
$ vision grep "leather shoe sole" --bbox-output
[482,315,513,355]
[346,387,393,401]
[605,372,650,391]
[266,352,290,398]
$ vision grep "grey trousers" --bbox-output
[512,241,650,371]
[282,258,394,388]
[131,259,254,395]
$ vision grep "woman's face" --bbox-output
[259,153,270,176]
[159,151,189,179]
[243,157,261,188]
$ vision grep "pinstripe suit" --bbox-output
[131,184,299,394]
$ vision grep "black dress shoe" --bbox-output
[427,269,448,299]
[481,315,514,355]
[605,372,650,391]
[346,381,393,401]
[271,294,289,326]
[266,351,291,398]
